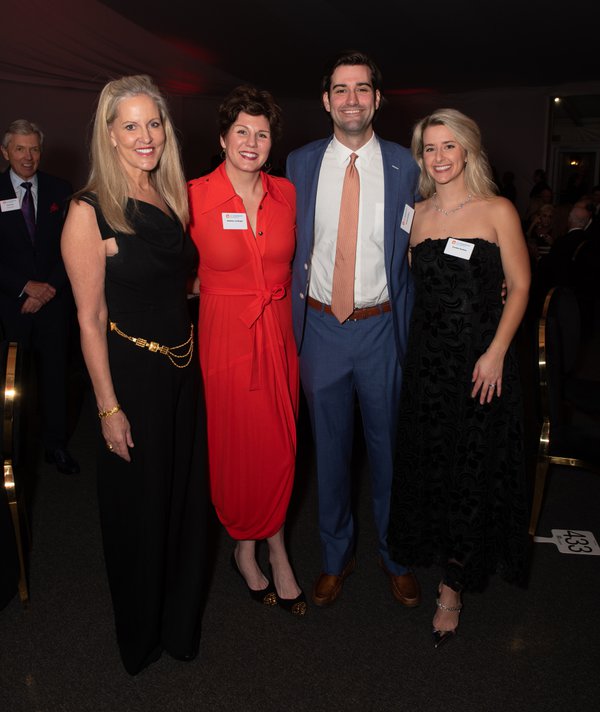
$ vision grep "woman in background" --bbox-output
[388,108,530,647]
[188,86,305,615]
[526,203,556,262]
[62,75,207,673]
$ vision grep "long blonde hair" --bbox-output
[411,108,497,200]
[79,75,188,233]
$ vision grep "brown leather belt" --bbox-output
[307,296,391,321]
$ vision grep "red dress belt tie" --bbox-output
[200,279,291,390]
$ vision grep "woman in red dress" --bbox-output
[188,86,305,615]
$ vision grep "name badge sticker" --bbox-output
[222,212,248,230]
[400,204,414,233]
[1,198,20,212]
[444,238,475,260]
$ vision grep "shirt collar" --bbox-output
[193,162,291,213]
[331,133,379,167]
[9,169,38,193]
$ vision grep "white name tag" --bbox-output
[444,238,474,260]
[1,198,20,212]
[400,204,414,233]
[222,212,248,230]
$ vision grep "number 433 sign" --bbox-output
[534,529,600,555]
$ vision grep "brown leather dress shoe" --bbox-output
[378,557,421,607]
[312,557,356,607]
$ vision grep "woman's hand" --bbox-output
[471,349,504,405]
[100,410,134,462]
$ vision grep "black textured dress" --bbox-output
[83,196,208,674]
[388,238,528,591]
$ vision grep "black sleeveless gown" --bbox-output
[388,238,528,591]
[83,196,208,674]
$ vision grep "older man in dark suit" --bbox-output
[0,119,78,474]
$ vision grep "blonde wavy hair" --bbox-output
[79,75,188,233]
[411,108,497,200]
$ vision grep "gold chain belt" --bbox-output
[109,321,194,369]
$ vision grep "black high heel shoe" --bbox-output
[432,583,462,648]
[230,552,277,606]
[275,590,307,616]
[270,566,307,616]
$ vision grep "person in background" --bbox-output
[529,168,550,199]
[188,86,305,616]
[524,181,553,230]
[61,75,208,674]
[0,120,79,474]
[388,108,530,647]
[531,199,595,320]
[526,203,555,262]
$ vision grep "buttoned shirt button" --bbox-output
[258,231,263,236]
[304,263,308,270]
[299,292,305,300]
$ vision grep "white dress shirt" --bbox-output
[311,134,387,308]
[10,169,38,215]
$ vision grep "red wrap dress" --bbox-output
[188,163,299,540]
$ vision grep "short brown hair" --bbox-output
[218,85,282,142]
[321,50,383,96]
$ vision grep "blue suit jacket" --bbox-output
[286,135,420,363]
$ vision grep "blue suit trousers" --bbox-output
[300,304,408,576]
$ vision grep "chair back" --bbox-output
[0,341,22,465]
[0,340,29,606]
[542,287,581,432]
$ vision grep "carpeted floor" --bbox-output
[2,331,600,712]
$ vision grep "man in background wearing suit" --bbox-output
[286,51,420,607]
[0,120,79,474]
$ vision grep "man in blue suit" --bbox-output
[287,51,421,606]
[0,120,79,474]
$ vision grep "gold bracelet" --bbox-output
[98,404,121,419]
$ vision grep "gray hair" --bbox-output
[2,119,44,149]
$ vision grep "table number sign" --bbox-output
[534,529,600,555]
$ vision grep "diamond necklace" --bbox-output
[432,192,473,216]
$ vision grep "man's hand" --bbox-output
[21,296,44,314]
[23,280,56,304]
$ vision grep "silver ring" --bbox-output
[488,384,496,389]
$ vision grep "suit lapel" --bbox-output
[35,172,52,239]
[0,170,31,244]
[304,139,329,248]
[380,138,402,265]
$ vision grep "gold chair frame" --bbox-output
[528,288,599,536]
[2,341,30,606]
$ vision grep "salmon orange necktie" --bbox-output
[330,153,359,323]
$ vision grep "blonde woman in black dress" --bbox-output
[62,75,207,674]
[388,109,530,647]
